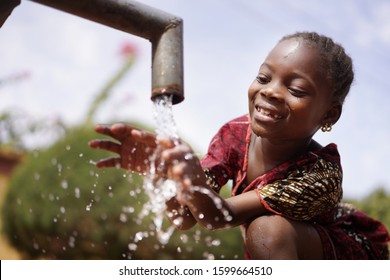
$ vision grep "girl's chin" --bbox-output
[250,123,266,138]
[250,120,281,140]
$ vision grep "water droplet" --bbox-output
[34,173,40,181]
[128,243,137,251]
[122,206,135,213]
[180,234,188,243]
[61,180,68,189]
[86,202,92,211]
[119,213,127,223]
[57,164,62,174]
[173,217,183,226]
[68,236,76,248]
[184,153,194,160]
[74,188,80,199]
[134,232,144,242]
[203,252,215,260]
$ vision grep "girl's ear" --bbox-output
[322,103,342,126]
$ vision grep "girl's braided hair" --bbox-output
[282,32,354,105]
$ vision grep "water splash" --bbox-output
[136,95,181,245]
[129,95,233,254]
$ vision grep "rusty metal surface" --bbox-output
[0,0,21,27]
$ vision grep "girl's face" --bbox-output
[248,38,339,142]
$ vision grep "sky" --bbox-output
[1,0,390,199]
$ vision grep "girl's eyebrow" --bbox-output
[257,63,273,75]
[259,62,272,71]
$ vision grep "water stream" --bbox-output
[130,95,181,247]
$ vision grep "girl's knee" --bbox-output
[246,215,299,259]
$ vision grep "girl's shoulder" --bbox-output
[218,114,249,134]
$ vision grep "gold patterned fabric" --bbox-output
[257,158,342,221]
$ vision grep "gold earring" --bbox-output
[321,123,332,132]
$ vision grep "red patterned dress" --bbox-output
[200,115,390,259]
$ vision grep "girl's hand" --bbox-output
[158,140,207,204]
[88,123,158,174]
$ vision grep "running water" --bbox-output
[136,95,182,245]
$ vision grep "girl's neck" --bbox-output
[246,132,321,184]
[255,134,314,163]
[248,133,317,178]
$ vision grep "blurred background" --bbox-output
[1,0,389,259]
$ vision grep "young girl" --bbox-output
[89,31,390,259]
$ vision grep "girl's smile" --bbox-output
[253,102,285,123]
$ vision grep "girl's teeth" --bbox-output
[259,108,282,119]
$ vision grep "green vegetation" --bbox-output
[346,188,390,232]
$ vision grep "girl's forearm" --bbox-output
[165,176,265,231]
[186,187,267,231]
[166,197,197,230]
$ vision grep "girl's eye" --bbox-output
[256,75,269,84]
[288,87,308,98]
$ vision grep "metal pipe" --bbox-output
[0,0,21,27]
[29,0,185,104]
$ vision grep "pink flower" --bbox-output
[119,42,138,58]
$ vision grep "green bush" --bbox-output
[2,124,243,259]
[346,188,390,232]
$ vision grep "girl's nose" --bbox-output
[260,83,284,102]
